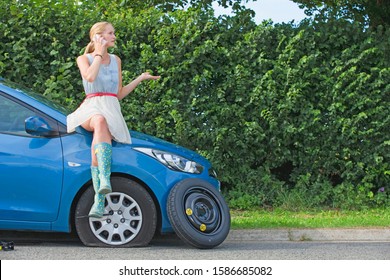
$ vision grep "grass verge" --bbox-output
[231,208,390,229]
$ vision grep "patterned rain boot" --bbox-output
[94,142,112,194]
[88,166,106,218]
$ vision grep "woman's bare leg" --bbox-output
[81,114,112,166]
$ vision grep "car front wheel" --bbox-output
[75,177,157,247]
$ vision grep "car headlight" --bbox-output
[134,148,204,174]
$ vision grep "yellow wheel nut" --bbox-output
[186,208,193,216]
[200,224,207,232]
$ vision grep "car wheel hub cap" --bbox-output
[89,192,142,245]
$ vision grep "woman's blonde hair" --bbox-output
[84,21,112,54]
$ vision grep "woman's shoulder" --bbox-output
[110,54,121,65]
[77,53,91,62]
[110,54,120,61]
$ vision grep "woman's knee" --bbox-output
[91,114,108,129]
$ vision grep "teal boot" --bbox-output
[94,142,112,194]
[88,166,106,218]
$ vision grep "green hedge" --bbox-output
[1,1,389,210]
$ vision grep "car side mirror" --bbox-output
[25,116,58,137]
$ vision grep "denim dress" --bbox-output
[66,54,131,144]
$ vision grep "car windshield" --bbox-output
[1,78,71,115]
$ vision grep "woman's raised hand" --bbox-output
[140,72,161,81]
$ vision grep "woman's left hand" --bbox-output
[140,72,161,81]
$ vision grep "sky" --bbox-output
[213,0,308,24]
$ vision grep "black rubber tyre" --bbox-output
[75,177,157,247]
[167,178,230,249]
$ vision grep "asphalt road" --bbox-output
[2,240,390,260]
[1,229,390,260]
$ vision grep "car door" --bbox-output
[0,93,63,224]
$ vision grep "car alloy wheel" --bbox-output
[75,177,157,247]
[89,192,143,245]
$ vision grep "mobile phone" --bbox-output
[93,34,107,44]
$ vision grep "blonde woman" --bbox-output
[67,22,160,218]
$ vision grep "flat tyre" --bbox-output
[75,177,157,247]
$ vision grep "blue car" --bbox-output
[0,78,230,249]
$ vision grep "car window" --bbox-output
[0,94,37,136]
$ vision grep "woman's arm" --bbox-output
[77,36,107,82]
[76,54,102,83]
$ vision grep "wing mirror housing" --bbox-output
[25,116,59,137]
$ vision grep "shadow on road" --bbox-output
[0,230,184,247]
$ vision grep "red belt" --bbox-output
[77,92,118,108]
[86,92,117,98]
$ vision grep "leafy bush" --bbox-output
[1,1,388,210]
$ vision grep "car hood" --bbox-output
[129,131,206,163]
